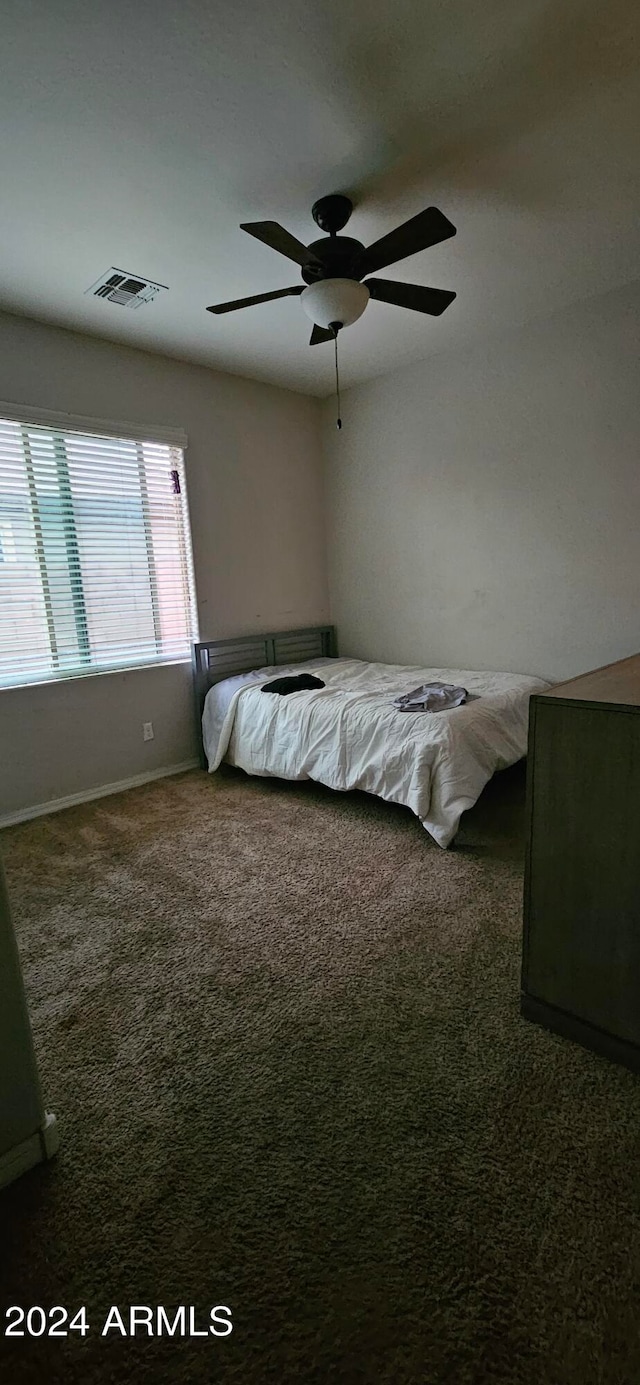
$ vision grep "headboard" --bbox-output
[192,624,337,768]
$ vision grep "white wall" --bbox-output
[322,282,640,684]
[0,312,328,819]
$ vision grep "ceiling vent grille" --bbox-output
[86,269,168,308]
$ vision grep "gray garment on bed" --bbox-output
[393,682,468,712]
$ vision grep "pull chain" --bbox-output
[334,330,342,430]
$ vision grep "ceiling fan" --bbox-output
[206,194,456,345]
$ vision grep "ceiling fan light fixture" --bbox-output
[300,278,369,330]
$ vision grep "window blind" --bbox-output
[0,415,198,689]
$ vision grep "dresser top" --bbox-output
[540,652,640,707]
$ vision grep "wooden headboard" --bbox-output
[192,625,337,768]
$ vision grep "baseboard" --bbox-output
[0,1112,59,1192]
[0,760,200,829]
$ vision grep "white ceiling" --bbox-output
[1,0,639,397]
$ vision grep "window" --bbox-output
[0,412,198,689]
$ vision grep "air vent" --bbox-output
[86,268,168,308]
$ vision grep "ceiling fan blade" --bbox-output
[240,220,321,269]
[309,324,336,346]
[206,286,303,315]
[366,278,456,316]
[362,207,456,275]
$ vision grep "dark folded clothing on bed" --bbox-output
[393,682,468,712]
[261,673,326,695]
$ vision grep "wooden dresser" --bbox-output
[521,652,640,1072]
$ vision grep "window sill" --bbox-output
[0,658,193,695]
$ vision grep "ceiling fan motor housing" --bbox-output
[302,237,365,284]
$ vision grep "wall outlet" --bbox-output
[142,722,154,741]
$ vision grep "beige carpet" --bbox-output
[1,763,639,1385]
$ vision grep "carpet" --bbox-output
[0,763,639,1385]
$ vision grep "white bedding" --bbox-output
[202,657,549,847]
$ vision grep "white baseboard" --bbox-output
[0,1112,59,1192]
[0,760,200,829]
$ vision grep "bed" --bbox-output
[193,626,550,848]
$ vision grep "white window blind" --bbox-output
[0,414,198,688]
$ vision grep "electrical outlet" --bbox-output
[143,722,154,741]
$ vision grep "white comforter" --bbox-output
[202,657,549,847]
